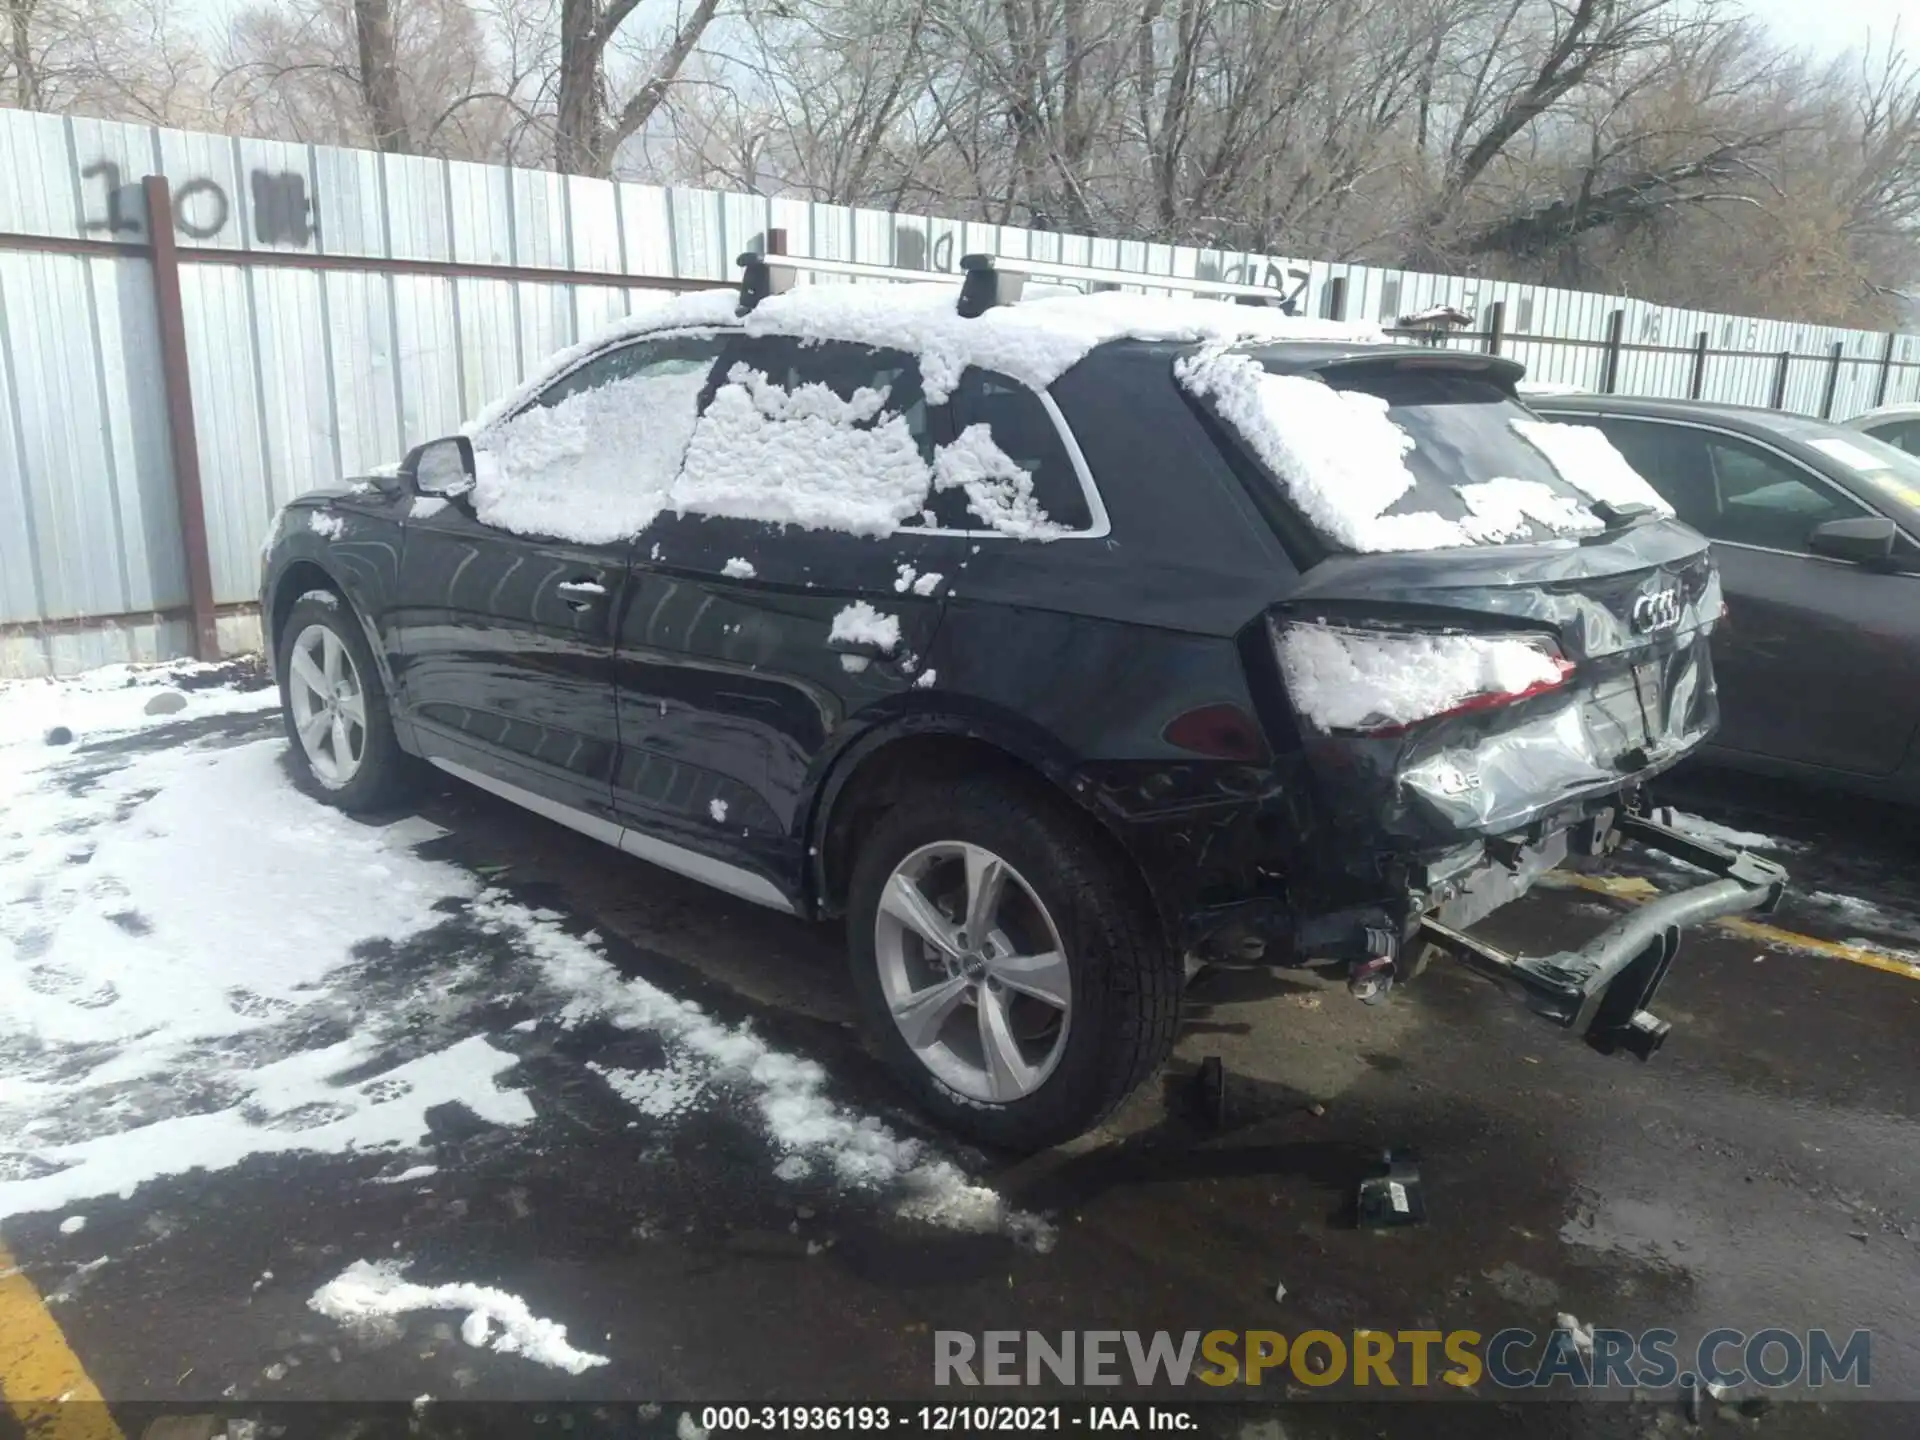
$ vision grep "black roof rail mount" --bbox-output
[736,252,797,313]
[958,254,1026,317]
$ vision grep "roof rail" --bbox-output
[735,251,960,311]
[958,252,1300,314]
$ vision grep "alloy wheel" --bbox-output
[287,622,368,788]
[873,841,1072,1104]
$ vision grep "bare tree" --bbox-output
[552,0,723,176]
[217,0,513,160]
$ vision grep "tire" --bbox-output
[276,590,417,813]
[846,774,1182,1151]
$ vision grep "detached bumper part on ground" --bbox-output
[1418,812,1788,1058]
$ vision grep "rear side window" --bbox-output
[946,371,1093,531]
[1866,418,1920,456]
[674,337,942,535]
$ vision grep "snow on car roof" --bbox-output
[468,280,1387,432]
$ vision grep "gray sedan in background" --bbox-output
[1848,403,1920,457]
[1530,395,1920,803]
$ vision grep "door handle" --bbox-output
[557,578,607,611]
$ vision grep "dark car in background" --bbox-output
[257,256,1785,1149]
[1532,396,1920,803]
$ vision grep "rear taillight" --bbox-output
[1273,618,1573,736]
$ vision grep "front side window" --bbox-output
[470,333,725,544]
[1701,436,1870,553]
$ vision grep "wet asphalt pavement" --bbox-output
[4,708,1920,1440]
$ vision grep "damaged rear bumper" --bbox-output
[1415,813,1787,1059]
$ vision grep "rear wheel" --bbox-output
[847,776,1181,1150]
[277,592,416,812]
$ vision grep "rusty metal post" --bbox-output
[1324,275,1348,322]
[1689,331,1709,400]
[1819,342,1844,420]
[1601,308,1626,394]
[766,228,787,255]
[142,176,219,663]
[1770,350,1791,410]
[1485,299,1506,356]
[1875,332,1898,408]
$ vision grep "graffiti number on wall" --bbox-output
[80,161,142,234]
[81,160,313,246]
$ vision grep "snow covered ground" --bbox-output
[0,660,1048,1373]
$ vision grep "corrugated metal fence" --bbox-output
[4,106,1920,675]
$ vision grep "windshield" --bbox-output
[1180,348,1669,554]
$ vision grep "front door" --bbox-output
[389,332,727,824]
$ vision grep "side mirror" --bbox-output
[404,436,476,498]
[1807,516,1896,566]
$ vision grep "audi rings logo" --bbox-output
[1631,586,1684,632]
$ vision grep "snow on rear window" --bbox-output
[1456,477,1602,543]
[932,424,1067,540]
[672,364,932,536]
[1278,624,1565,733]
[1510,419,1673,516]
[472,363,709,543]
[1175,349,1463,552]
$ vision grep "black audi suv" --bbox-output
[259,254,1785,1149]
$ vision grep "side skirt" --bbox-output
[427,756,797,915]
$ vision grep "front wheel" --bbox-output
[277,591,416,812]
[846,776,1182,1151]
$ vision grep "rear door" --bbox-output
[1581,415,1920,775]
[610,336,968,910]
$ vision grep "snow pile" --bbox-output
[309,1260,609,1374]
[674,365,932,535]
[472,364,710,544]
[409,496,449,520]
[590,1058,705,1120]
[1456,478,1604,543]
[307,512,343,539]
[0,665,1050,1251]
[721,557,756,579]
[1659,809,1794,852]
[1278,624,1566,733]
[746,283,1384,404]
[1511,419,1672,516]
[829,602,901,654]
[0,660,276,750]
[1176,349,1461,552]
[479,892,1054,1251]
[707,797,729,822]
[934,425,1067,539]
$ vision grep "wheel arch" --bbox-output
[265,555,413,748]
[803,705,1154,927]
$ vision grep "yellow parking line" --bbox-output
[0,1239,123,1438]
[1543,871,1920,980]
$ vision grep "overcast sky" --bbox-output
[1737,0,1909,57]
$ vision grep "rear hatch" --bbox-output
[1181,348,1723,851]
